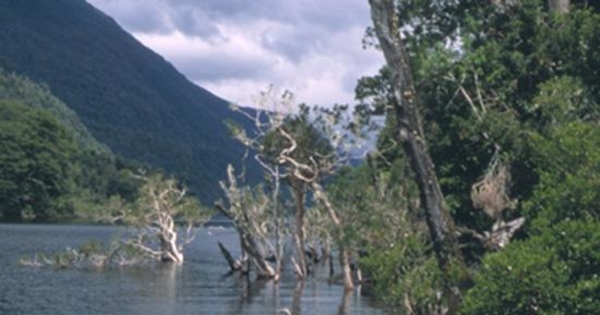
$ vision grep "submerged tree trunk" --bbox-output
[240,230,276,278]
[159,231,184,263]
[215,202,276,278]
[293,182,309,278]
[312,182,354,291]
[369,0,468,311]
[218,241,243,271]
[158,215,184,263]
[217,165,277,279]
[339,249,354,291]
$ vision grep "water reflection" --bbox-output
[227,276,269,315]
[0,225,387,315]
[291,281,304,315]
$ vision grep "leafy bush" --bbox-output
[524,122,600,230]
[460,220,600,315]
[0,100,79,219]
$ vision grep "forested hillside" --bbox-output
[0,0,258,203]
[0,69,108,154]
[0,71,145,221]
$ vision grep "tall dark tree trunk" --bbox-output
[369,0,468,312]
[548,0,569,14]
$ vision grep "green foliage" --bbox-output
[328,160,420,246]
[261,108,335,172]
[0,68,109,153]
[363,248,444,313]
[524,122,600,230]
[0,100,79,219]
[0,70,148,221]
[327,161,453,314]
[358,1,600,312]
[460,220,600,315]
[531,76,593,126]
[359,0,600,228]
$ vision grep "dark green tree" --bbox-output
[0,100,79,219]
[360,0,600,313]
[460,220,600,315]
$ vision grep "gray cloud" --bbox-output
[173,52,275,82]
[170,8,221,39]
[91,0,170,34]
[90,0,369,54]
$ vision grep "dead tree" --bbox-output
[217,164,280,279]
[369,0,468,311]
[228,89,312,279]
[279,124,356,289]
[229,88,357,289]
[311,182,355,290]
[22,173,211,268]
[117,174,209,263]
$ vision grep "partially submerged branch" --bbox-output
[217,164,280,279]
[21,173,212,269]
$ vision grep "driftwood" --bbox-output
[459,217,525,251]
[218,241,243,272]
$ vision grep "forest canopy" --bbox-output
[0,71,149,221]
[353,0,600,314]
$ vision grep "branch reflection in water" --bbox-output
[0,224,388,315]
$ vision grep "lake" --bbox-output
[0,224,388,315]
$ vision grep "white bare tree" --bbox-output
[229,86,358,290]
[20,172,212,268]
[114,173,212,263]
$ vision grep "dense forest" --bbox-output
[3,0,600,314]
[0,70,154,221]
[353,0,600,313]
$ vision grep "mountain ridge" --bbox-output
[0,0,259,203]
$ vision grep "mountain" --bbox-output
[0,68,109,155]
[0,0,257,203]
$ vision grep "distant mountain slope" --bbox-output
[0,0,257,203]
[0,68,109,155]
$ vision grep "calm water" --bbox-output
[0,224,388,315]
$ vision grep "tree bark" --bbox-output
[311,182,354,291]
[218,241,242,271]
[369,0,468,311]
[339,249,354,291]
[160,233,184,263]
[156,215,184,263]
[293,182,309,278]
[216,203,276,278]
[216,166,277,279]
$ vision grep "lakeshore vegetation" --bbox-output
[1,0,600,314]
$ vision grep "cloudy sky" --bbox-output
[87,0,384,108]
